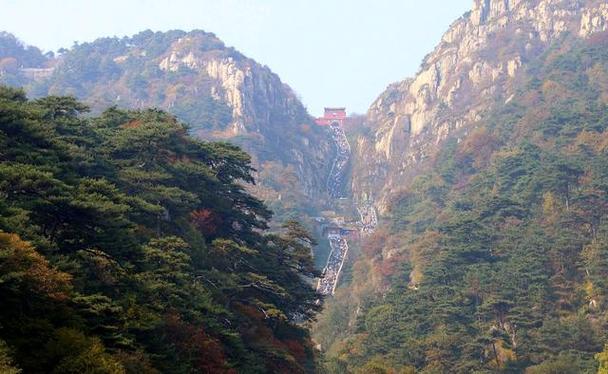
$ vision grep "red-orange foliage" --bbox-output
[379,258,397,278]
[457,128,499,169]
[121,119,143,129]
[190,209,222,237]
[164,312,234,374]
[235,303,309,374]
[361,227,389,259]
[284,339,307,363]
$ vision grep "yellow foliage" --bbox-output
[571,130,608,155]
[354,356,415,374]
[541,80,570,103]
[409,231,441,285]
[0,340,20,374]
[597,344,608,374]
[486,340,517,369]
[0,232,72,300]
[46,328,125,374]
[584,280,594,298]
[542,192,558,216]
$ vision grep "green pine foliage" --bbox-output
[0,86,321,373]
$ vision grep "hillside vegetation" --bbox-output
[0,30,334,228]
[318,32,608,374]
[0,86,320,373]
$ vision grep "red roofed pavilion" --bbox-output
[315,107,347,126]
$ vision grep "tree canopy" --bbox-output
[0,86,320,373]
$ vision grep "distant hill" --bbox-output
[0,31,50,87]
[0,30,334,225]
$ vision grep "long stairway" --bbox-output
[317,122,376,296]
[326,123,351,198]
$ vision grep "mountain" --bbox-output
[0,30,334,224]
[315,0,608,372]
[4,1,608,373]
[351,0,608,212]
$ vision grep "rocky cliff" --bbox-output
[352,0,608,212]
[0,30,334,221]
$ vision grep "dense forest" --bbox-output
[0,86,321,373]
[317,32,608,374]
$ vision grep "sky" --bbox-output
[0,0,471,115]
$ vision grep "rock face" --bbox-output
[352,0,608,212]
[0,30,334,219]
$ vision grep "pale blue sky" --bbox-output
[0,0,471,115]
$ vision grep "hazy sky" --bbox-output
[1,0,471,115]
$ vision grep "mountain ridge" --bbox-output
[351,0,608,213]
[0,29,334,224]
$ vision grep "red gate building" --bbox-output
[315,107,347,126]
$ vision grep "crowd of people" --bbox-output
[327,122,351,198]
[317,122,378,296]
[317,234,349,296]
